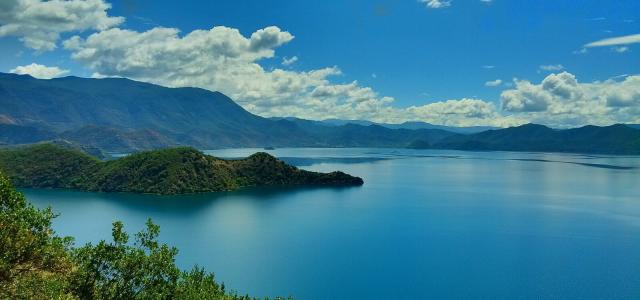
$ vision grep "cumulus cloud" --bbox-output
[63,26,406,122]
[404,99,521,127]
[604,76,640,107]
[585,33,640,47]
[60,24,525,127]
[501,80,552,112]
[0,0,123,51]
[9,63,69,79]
[59,21,640,128]
[282,56,298,66]
[485,79,502,87]
[500,72,640,127]
[420,0,451,9]
[249,26,294,51]
[541,72,582,99]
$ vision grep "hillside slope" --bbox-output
[0,73,456,150]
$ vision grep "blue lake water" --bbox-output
[24,148,640,299]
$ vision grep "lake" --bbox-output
[24,148,640,299]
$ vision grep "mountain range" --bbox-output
[410,123,640,155]
[0,73,455,152]
[1,72,639,155]
[308,118,495,134]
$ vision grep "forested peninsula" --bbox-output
[0,144,363,195]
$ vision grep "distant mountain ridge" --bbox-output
[321,119,496,134]
[410,123,640,154]
[271,117,495,134]
[0,73,456,151]
[1,73,638,155]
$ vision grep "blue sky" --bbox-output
[1,0,639,127]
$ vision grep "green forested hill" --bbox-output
[0,144,363,195]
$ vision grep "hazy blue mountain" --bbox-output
[301,123,455,147]
[0,72,313,148]
[0,73,456,151]
[0,124,56,145]
[298,118,496,134]
[381,121,496,134]
[58,126,178,152]
[410,123,640,154]
[626,124,640,130]
[319,119,378,127]
[3,73,635,154]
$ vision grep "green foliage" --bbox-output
[69,219,180,299]
[90,147,239,194]
[0,144,363,195]
[0,171,291,299]
[0,143,99,189]
[0,171,74,299]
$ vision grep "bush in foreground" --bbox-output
[0,171,290,299]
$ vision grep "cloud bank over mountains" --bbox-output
[3,0,640,128]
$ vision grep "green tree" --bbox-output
[70,219,181,299]
[1,170,290,299]
[0,171,74,299]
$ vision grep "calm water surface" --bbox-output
[24,148,640,299]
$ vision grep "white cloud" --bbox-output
[420,0,451,9]
[64,26,404,122]
[539,64,564,72]
[249,26,294,51]
[480,0,492,3]
[9,63,69,79]
[485,79,502,87]
[501,79,552,112]
[585,33,640,47]
[613,46,629,53]
[60,21,640,128]
[500,72,640,127]
[0,0,123,51]
[371,73,377,79]
[404,99,521,127]
[482,65,495,69]
[604,76,640,107]
[61,24,525,127]
[282,56,298,66]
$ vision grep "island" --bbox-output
[0,144,363,195]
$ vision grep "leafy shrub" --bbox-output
[0,171,291,299]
